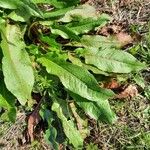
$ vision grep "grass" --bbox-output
[85,96,150,149]
[83,0,150,149]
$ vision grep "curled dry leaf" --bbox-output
[116,32,133,47]
[98,25,122,36]
[103,79,120,89]
[116,84,138,99]
[27,98,42,142]
[97,24,133,47]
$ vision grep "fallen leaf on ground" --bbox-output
[115,84,138,99]
[116,32,133,47]
[27,99,42,142]
[97,25,122,36]
[103,79,120,89]
[119,0,132,7]
[97,24,133,47]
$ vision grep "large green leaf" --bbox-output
[68,53,109,76]
[0,0,43,20]
[38,56,114,102]
[51,24,80,41]
[43,6,73,18]
[70,92,116,124]
[66,14,111,35]
[58,5,111,35]
[84,48,146,73]
[81,35,120,49]
[0,23,34,105]
[0,75,16,122]
[8,11,26,22]
[0,0,18,9]
[51,13,111,36]
[40,106,59,150]
[52,99,83,148]
[80,35,146,73]
[60,4,101,22]
[44,128,58,150]
[33,0,79,8]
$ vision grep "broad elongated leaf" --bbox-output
[40,107,59,150]
[38,56,114,102]
[0,75,16,122]
[0,0,43,20]
[0,23,34,105]
[80,35,146,73]
[0,0,18,9]
[43,7,74,18]
[81,35,120,49]
[44,128,58,150]
[68,53,109,76]
[70,92,116,123]
[60,4,100,22]
[32,0,64,8]
[8,11,26,22]
[51,24,80,41]
[33,0,79,8]
[52,100,83,148]
[84,48,146,73]
[66,14,111,35]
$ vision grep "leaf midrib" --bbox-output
[85,53,143,67]
[3,26,30,100]
[40,58,112,99]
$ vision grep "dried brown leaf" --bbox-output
[97,24,133,47]
[116,84,138,99]
[98,25,122,36]
[116,32,133,47]
[103,79,120,89]
[27,99,42,142]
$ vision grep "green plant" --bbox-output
[0,0,146,149]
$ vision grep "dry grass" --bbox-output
[85,0,150,31]
[84,96,150,149]
[0,113,26,150]
[83,1,150,149]
[0,112,51,150]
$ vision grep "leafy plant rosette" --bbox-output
[0,0,146,149]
